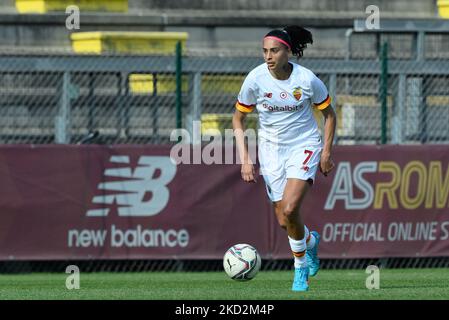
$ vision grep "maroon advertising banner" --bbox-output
[0,145,448,260]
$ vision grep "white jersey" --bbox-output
[236,62,331,147]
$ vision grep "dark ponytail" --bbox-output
[264,25,313,58]
[283,25,313,57]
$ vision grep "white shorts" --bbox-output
[259,141,322,202]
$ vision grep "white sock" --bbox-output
[304,225,316,250]
[288,235,307,269]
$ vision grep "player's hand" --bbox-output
[241,163,257,183]
[320,152,335,177]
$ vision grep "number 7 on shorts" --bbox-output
[303,150,313,165]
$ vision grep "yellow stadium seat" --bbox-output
[129,74,189,95]
[128,74,244,95]
[438,0,449,18]
[201,113,258,136]
[16,0,128,13]
[71,31,188,55]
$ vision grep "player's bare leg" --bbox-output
[278,178,320,291]
[281,178,309,239]
[273,187,318,267]
[272,201,287,230]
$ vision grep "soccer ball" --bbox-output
[223,244,261,281]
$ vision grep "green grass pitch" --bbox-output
[0,269,448,300]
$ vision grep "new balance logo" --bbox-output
[86,156,177,217]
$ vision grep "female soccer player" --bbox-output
[233,26,336,292]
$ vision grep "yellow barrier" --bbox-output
[16,0,128,13]
[129,74,189,94]
[71,32,188,55]
[129,74,244,95]
[200,109,340,137]
[438,0,449,18]
[201,75,244,94]
[201,113,258,136]
[427,95,449,105]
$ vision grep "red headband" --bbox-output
[264,36,291,50]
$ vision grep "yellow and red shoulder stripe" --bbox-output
[314,95,331,110]
[235,101,256,113]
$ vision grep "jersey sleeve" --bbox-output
[311,74,331,110]
[235,74,257,113]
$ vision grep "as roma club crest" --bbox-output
[293,87,302,101]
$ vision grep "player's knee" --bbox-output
[282,203,298,220]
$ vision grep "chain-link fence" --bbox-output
[1,26,449,146]
[0,53,181,144]
[1,43,448,145]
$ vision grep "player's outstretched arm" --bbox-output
[232,109,257,183]
[320,105,337,176]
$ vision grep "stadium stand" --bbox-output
[0,0,441,56]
